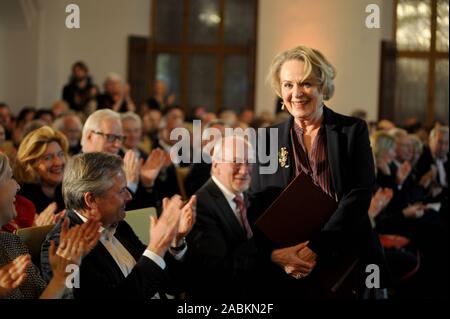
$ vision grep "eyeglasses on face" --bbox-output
[92,131,124,143]
[228,161,253,171]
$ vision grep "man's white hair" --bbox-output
[81,109,121,147]
[121,111,142,130]
[104,72,121,83]
[53,112,83,132]
[388,127,408,141]
[211,135,255,163]
[429,125,449,141]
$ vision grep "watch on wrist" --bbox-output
[170,237,186,251]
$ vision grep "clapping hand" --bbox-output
[147,195,184,257]
[35,202,60,226]
[0,255,30,297]
[140,148,166,187]
[50,218,101,283]
[396,161,412,185]
[368,188,394,218]
[174,195,197,246]
[419,165,437,188]
[123,150,140,185]
[402,203,427,218]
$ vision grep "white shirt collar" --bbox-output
[211,176,246,228]
[435,154,448,163]
[211,175,242,203]
[393,160,402,168]
[73,210,117,241]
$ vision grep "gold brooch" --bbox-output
[278,147,288,168]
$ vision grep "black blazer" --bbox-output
[184,161,212,197]
[40,210,179,299]
[249,106,385,296]
[186,179,258,299]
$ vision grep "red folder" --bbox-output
[255,173,364,293]
[255,172,338,248]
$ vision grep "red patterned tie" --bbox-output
[233,194,253,239]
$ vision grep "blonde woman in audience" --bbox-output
[371,131,426,220]
[371,131,397,177]
[0,152,101,299]
[14,126,68,214]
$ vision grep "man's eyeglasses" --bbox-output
[228,161,253,171]
[92,131,124,143]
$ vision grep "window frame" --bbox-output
[147,0,258,114]
[393,0,449,126]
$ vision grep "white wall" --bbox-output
[255,0,394,121]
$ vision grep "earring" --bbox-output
[281,102,285,110]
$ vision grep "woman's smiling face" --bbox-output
[36,141,65,186]
[280,59,324,122]
[0,165,20,226]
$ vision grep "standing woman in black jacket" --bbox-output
[250,45,385,299]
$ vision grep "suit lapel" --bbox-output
[67,209,84,225]
[114,223,148,262]
[205,179,246,241]
[323,106,343,198]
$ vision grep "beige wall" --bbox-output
[1,0,393,122]
[0,0,40,111]
[1,0,151,114]
[37,0,151,108]
[256,0,393,121]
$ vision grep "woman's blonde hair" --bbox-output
[370,130,396,162]
[267,45,336,100]
[14,126,68,184]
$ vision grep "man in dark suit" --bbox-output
[186,135,258,299]
[40,152,195,299]
[412,126,449,297]
[416,126,449,200]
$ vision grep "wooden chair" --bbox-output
[16,224,55,268]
